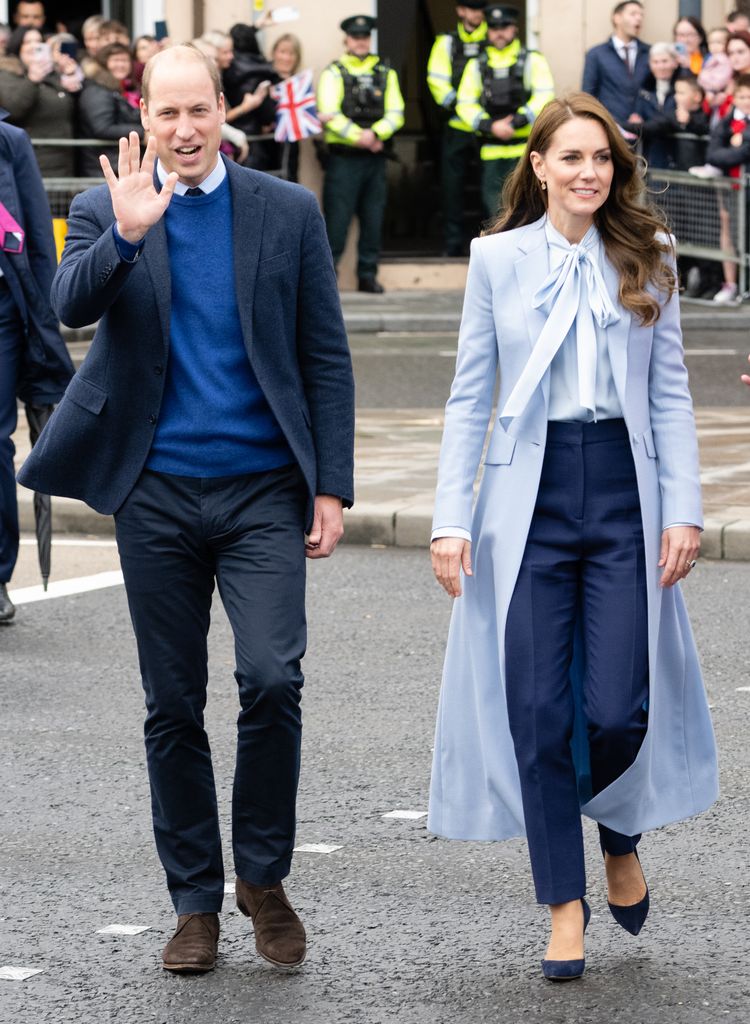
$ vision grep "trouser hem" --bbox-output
[234,858,292,888]
[173,895,224,915]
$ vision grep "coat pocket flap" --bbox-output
[257,251,291,278]
[641,426,657,458]
[484,425,517,465]
[66,375,107,415]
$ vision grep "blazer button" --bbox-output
[148,414,157,425]
[154,364,163,375]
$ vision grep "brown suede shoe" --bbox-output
[162,912,220,972]
[235,878,306,969]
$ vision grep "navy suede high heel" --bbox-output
[541,898,591,982]
[604,847,649,936]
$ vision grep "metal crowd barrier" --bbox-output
[645,166,748,299]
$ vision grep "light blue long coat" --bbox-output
[428,216,719,842]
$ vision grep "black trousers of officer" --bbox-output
[114,463,307,915]
[0,278,22,587]
[441,125,479,254]
[504,420,648,906]
[323,148,387,281]
[481,156,519,221]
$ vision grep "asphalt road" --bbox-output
[1,548,749,1023]
[350,330,750,410]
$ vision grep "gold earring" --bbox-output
[540,180,547,190]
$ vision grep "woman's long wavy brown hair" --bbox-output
[486,92,675,326]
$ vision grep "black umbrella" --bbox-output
[24,403,54,591]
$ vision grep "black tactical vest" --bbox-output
[448,32,487,90]
[335,60,389,127]
[479,47,531,120]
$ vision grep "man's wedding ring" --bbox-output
[686,560,697,570]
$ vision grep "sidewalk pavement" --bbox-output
[13,292,750,559]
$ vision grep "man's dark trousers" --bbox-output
[323,149,387,280]
[114,463,307,915]
[0,279,22,585]
[441,126,478,254]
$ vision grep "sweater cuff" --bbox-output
[112,223,144,263]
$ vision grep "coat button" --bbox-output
[148,414,157,424]
[154,365,163,375]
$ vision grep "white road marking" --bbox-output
[736,686,750,692]
[294,843,342,854]
[19,538,118,548]
[700,460,750,484]
[0,966,45,981]
[96,924,150,936]
[224,882,235,894]
[9,571,124,605]
[382,810,427,820]
[684,349,740,356]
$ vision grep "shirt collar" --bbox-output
[544,216,600,254]
[156,156,226,195]
[611,35,634,56]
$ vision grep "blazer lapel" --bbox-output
[602,254,631,412]
[142,217,171,356]
[227,159,265,359]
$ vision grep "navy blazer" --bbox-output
[581,38,651,125]
[0,112,74,404]
[17,157,355,529]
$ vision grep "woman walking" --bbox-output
[429,92,718,981]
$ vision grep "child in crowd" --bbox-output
[699,27,733,124]
[706,73,750,302]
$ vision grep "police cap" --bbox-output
[484,4,520,27]
[340,15,377,37]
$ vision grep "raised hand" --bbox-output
[100,133,179,245]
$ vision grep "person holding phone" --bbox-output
[0,25,77,174]
[78,41,143,177]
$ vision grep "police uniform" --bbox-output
[427,1,487,255]
[317,14,405,292]
[456,4,554,219]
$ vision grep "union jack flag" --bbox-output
[271,70,322,143]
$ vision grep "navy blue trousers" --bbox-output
[114,464,307,915]
[0,279,22,585]
[504,419,649,906]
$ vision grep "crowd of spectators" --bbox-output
[583,3,750,303]
[0,3,304,181]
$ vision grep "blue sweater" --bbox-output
[146,177,292,476]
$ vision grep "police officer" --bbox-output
[317,15,405,294]
[456,4,554,220]
[427,2,488,256]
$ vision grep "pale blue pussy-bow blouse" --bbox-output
[500,218,623,425]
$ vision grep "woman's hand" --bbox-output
[431,538,472,598]
[658,525,700,587]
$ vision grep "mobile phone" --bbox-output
[154,20,168,41]
[34,42,51,61]
[674,42,687,56]
[60,41,78,59]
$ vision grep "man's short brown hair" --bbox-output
[141,44,222,106]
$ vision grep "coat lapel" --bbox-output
[142,217,171,355]
[226,159,265,358]
[602,254,631,413]
[513,217,549,356]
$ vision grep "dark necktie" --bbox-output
[184,187,204,197]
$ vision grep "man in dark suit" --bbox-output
[0,112,74,622]
[581,1,651,127]
[18,45,355,973]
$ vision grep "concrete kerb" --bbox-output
[18,490,750,560]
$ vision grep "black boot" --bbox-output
[358,276,384,294]
[0,583,16,623]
